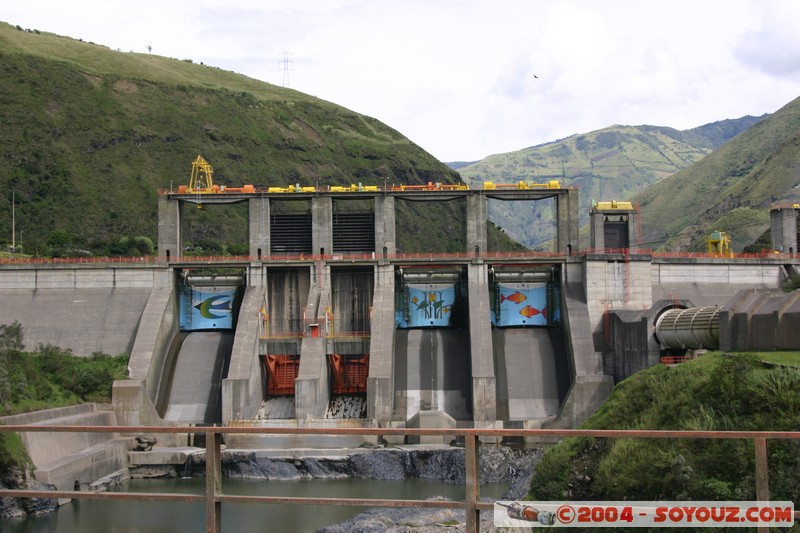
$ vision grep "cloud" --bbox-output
[735,0,800,78]
[2,0,800,161]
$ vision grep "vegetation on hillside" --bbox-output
[0,22,527,256]
[455,119,761,250]
[530,352,800,503]
[0,321,126,471]
[0,322,127,415]
[636,95,800,252]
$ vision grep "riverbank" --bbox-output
[309,445,542,533]
[136,443,541,489]
[179,443,542,532]
[4,443,542,527]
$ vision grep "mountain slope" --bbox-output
[454,119,762,250]
[636,95,800,251]
[0,22,503,255]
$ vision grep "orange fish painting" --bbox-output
[519,305,541,318]
[500,291,527,305]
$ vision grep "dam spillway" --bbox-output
[155,272,243,425]
[1,183,791,447]
[161,331,234,424]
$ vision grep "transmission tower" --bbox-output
[279,49,293,87]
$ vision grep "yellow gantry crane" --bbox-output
[708,231,732,257]
[188,155,214,193]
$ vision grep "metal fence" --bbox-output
[1,247,791,267]
[0,425,798,533]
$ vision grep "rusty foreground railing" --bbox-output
[0,425,798,533]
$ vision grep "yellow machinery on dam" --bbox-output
[3,161,793,450]
[1,164,796,498]
[124,165,588,446]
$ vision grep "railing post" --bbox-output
[754,436,769,501]
[754,437,770,533]
[206,430,222,533]
[465,433,480,533]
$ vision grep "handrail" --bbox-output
[0,425,798,533]
[0,248,795,267]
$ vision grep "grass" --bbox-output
[756,351,800,366]
[0,22,530,256]
[530,352,800,503]
[0,326,128,473]
[1,344,128,416]
[0,432,29,471]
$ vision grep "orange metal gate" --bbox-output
[264,354,299,396]
[328,354,369,395]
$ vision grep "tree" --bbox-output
[47,229,72,249]
[0,321,24,407]
[0,321,23,353]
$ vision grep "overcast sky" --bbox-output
[3,0,800,162]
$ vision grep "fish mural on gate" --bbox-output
[500,291,527,305]
[492,284,554,326]
[519,305,547,319]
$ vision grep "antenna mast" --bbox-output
[279,49,293,87]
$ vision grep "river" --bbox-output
[7,477,509,532]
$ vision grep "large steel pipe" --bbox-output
[655,306,720,350]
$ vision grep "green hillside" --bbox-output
[531,352,800,502]
[636,96,800,252]
[455,119,761,250]
[0,22,522,256]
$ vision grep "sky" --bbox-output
[3,0,800,162]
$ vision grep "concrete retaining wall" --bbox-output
[0,404,130,492]
[651,260,782,307]
[0,266,171,356]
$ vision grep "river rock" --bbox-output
[0,467,57,519]
[318,446,543,532]
[317,496,465,533]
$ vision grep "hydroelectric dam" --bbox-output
[2,183,799,479]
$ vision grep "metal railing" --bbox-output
[660,354,699,365]
[1,248,793,267]
[0,425,798,533]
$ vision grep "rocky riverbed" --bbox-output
[176,444,542,532]
[0,467,57,520]
[2,444,543,529]
[309,446,543,533]
[185,445,543,491]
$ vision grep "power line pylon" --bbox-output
[279,49,293,87]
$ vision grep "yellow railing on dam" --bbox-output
[0,425,798,533]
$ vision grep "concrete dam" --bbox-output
[1,184,796,463]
